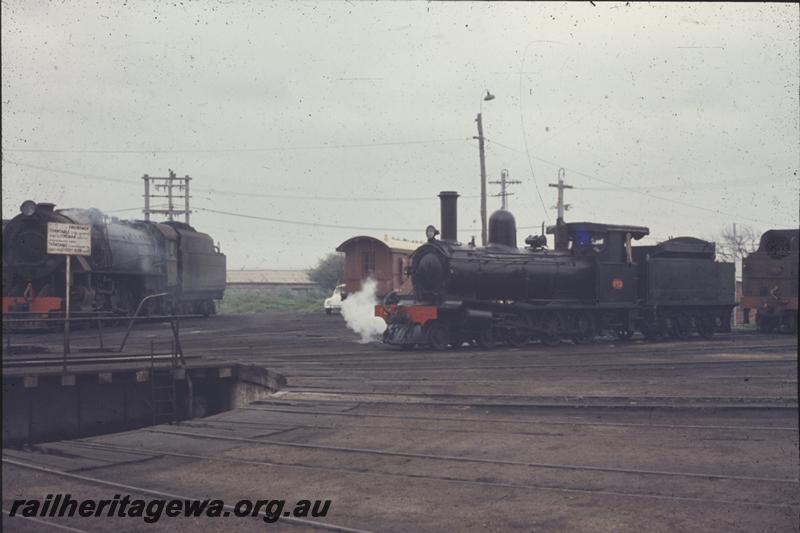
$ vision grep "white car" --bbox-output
[324,284,347,314]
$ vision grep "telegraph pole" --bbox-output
[476,113,488,246]
[142,170,192,223]
[490,169,522,210]
[548,168,573,221]
[548,168,573,250]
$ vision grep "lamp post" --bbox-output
[475,90,495,246]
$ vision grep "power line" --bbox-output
[1,137,470,154]
[194,206,426,233]
[196,205,552,234]
[518,42,551,222]
[4,158,479,203]
[575,177,790,192]
[106,205,166,213]
[199,188,479,202]
[485,138,788,227]
[4,158,134,185]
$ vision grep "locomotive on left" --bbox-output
[2,200,226,318]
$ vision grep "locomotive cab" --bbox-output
[548,222,649,304]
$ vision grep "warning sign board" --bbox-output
[47,222,92,256]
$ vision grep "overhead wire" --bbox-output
[3,158,135,185]
[3,158,479,202]
[194,206,425,233]
[1,137,471,154]
[485,138,788,227]
[518,41,551,222]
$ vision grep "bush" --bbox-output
[307,252,345,292]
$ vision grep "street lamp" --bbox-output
[475,90,495,246]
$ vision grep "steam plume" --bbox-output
[340,278,387,343]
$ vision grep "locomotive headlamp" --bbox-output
[425,225,439,240]
[20,200,36,216]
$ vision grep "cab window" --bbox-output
[591,235,605,253]
[569,230,605,254]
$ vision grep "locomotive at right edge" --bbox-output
[740,229,798,334]
[375,191,736,349]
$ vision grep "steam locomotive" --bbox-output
[740,229,798,333]
[375,192,736,349]
[2,200,226,319]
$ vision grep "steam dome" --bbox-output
[488,209,517,248]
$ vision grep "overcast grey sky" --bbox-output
[2,1,798,269]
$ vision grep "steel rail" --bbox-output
[56,440,799,510]
[140,427,800,485]
[233,404,800,432]
[251,358,796,374]
[2,508,90,532]
[273,389,799,406]
[182,341,797,360]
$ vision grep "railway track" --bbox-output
[42,439,797,510]
[131,426,796,486]
[4,313,797,531]
[262,389,798,409]
[236,405,799,432]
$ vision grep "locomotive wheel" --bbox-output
[677,315,692,340]
[572,314,596,345]
[696,314,715,339]
[669,315,691,340]
[539,317,561,346]
[476,328,496,349]
[783,312,798,334]
[425,321,450,351]
[640,322,663,341]
[506,329,530,348]
[449,333,465,349]
[539,334,560,347]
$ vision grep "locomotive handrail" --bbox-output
[117,293,168,352]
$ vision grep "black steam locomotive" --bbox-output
[740,229,798,333]
[375,191,736,349]
[2,200,226,318]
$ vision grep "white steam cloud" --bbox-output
[340,278,387,344]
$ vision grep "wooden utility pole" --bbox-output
[142,170,192,223]
[548,168,573,221]
[548,168,573,250]
[490,169,522,210]
[476,113,488,246]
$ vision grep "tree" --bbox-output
[714,224,759,262]
[307,252,345,292]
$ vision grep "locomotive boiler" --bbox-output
[375,191,735,349]
[2,200,226,319]
[740,229,798,333]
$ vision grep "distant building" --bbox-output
[336,235,422,297]
[226,270,318,296]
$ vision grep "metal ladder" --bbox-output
[150,341,177,425]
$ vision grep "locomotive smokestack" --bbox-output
[438,191,459,242]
